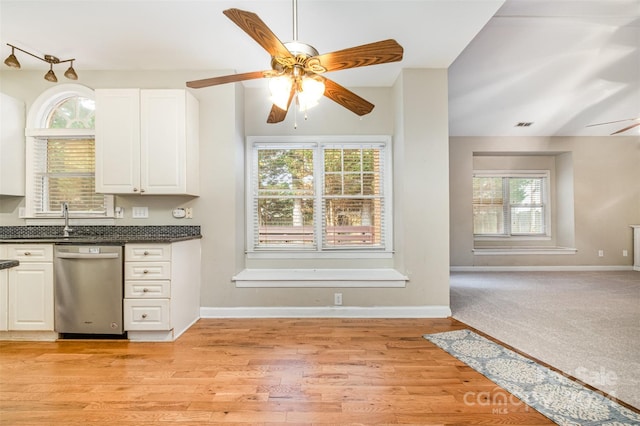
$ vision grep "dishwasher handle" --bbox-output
[56,252,120,260]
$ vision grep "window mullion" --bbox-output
[316,145,324,252]
[503,177,511,235]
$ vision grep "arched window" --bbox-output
[25,84,113,218]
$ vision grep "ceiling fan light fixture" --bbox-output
[298,75,325,111]
[269,75,294,110]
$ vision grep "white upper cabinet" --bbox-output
[95,89,199,195]
[0,93,26,196]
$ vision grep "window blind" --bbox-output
[32,137,106,215]
[473,172,548,236]
[250,140,389,252]
[322,144,385,248]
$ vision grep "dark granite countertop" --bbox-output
[0,260,19,270]
[0,235,201,244]
[0,225,201,245]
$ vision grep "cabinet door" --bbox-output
[95,89,141,194]
[0,93,25,196]
[7,263,54,331]
[124,299,171,330]
[0,270,7,331]
[140,90,187,194]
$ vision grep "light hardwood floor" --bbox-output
[0,318,554,425]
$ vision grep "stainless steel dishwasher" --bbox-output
[54,245,124,336]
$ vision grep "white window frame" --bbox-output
[246,135,393,259]
[24,83,114,221]
[473,170,551,241]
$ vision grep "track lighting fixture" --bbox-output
[4,43,78,82]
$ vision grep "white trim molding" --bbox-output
[232,268,408,288]
[472,247,577,255]
[451,265,634,272]
[200,305,451,319]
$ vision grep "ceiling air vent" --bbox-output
[515,122,534,127]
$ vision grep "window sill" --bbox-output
[232,268,408,288]
[473,247,577,255]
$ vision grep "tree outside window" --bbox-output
[250,139,389,251]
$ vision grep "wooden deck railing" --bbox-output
[259,225,375,245]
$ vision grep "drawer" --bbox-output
[124,299,170,330]
[124,262,171,280]
[125,244,171,261]
[5,244,53,262]
[125,280,170,298]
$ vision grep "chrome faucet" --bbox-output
[62,202,73,237]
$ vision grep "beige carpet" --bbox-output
[450,270,640,410]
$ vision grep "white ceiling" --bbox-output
[1,0,639,137]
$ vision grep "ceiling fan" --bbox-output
[186,1,403,123]
[586,117,640,135]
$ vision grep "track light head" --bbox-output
[4,47,20,68]
[64,61,78,80]
[44,64,58,82]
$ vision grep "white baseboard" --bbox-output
[200,305,451,319]
[450,265,635,272]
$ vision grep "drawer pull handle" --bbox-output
[24,252,31,256]
[141,313,148,319]
[143,269,149,274]
[142,288,149,293]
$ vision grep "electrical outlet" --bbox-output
[334,293,343,306]
[623,250,628,257]
[185,207,193,219]
[132,206,148,219]
[598,250,604,257]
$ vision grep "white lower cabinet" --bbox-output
[124,299,171,330]
[124,240,200,341]
[3,245,54,332]
[0,269,7,331]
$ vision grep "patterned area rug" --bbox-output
[424,329,640,426]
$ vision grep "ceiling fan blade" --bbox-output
[267,86,296,123]
[586,117,637,127]
[223,8,293,59]
[311,39,403,73]
[186,71,268,89]
[611,122,640,135]
[267,105,288,124]
[322,77,374,116]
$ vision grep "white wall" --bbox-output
[449,136,640,268]
[0,68,452,315]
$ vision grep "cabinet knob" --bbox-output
[141,313,148,319]
[140,189,146,193]
[143,269,149,274]
[143,251,149,256]
[23,252,31,256]
[133,188,139,192]
[142,288,149,293]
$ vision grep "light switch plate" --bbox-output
[132,206,148,219]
